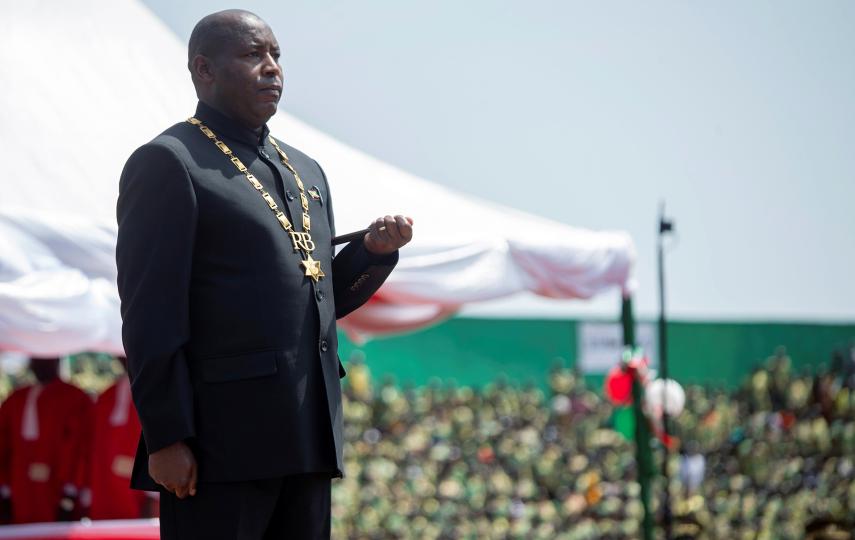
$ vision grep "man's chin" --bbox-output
[257,102,279,123]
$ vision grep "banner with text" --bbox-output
[578,322,658,374]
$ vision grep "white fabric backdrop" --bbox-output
[0,0,634,355]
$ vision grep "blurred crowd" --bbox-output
[667,348,855,540]
[333,347,855,539]
[1,347,854,538]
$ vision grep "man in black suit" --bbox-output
[115,9,413,539]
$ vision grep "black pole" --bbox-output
[658,201,674,539]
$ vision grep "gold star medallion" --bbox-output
[301,255,325,282]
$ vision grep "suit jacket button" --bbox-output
[320,340,329,352]
[316,290,325,302]
[259,148,270,159]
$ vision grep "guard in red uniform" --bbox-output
[0,358,92,524]
[89,359,156,519]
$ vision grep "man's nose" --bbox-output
[262,53,282,79]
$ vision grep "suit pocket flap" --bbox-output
[201,350,279,383]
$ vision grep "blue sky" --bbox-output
[142,1,855,321]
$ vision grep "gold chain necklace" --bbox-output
[187,117,325,282]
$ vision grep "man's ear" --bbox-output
[191,55,215,84]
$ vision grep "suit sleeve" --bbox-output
[313,160,399,319]
[116,143,197,454]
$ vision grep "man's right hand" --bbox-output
[149,441,198,498]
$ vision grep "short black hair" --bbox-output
[187,9,261,70]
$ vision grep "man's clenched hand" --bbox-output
[149,441,197,499]
[363,215,414,255]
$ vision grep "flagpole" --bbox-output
[621,295,654,540]
[658,201,674,539]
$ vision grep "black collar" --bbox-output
[193,101,271,148]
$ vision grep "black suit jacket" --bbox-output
[116,102,396,489]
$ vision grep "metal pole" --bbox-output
[658,201,674,540]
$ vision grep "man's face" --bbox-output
[210,16,283,130]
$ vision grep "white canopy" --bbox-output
[0,0,634,355]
